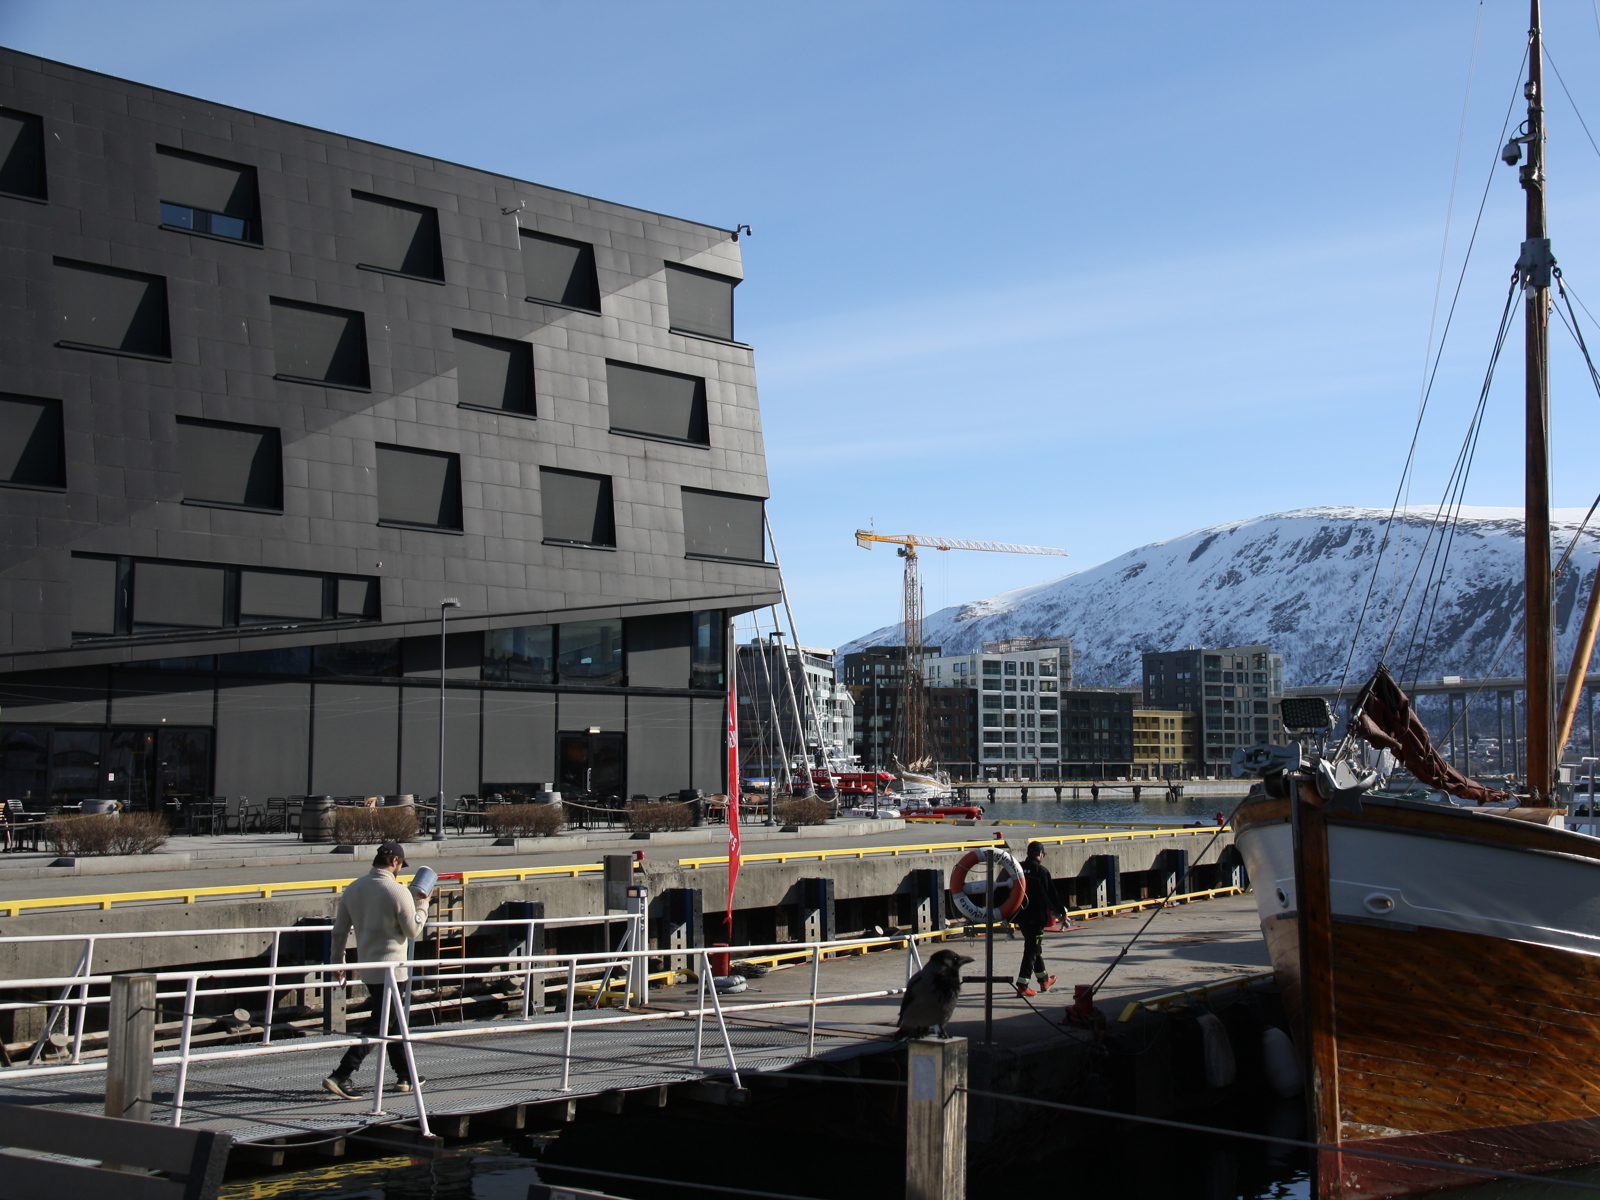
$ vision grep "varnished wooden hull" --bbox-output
[1236,792,1600,1198]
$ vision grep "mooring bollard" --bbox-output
[906,1037,967,1200]
[106,973,156,1124]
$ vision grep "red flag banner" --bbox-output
[725,672,741,933]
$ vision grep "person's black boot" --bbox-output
[322,1074,363,1100]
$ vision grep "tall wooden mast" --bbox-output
[1523,0,1556,799]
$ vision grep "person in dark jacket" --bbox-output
[1014,841,1065,997]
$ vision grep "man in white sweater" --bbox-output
[322,842,428,1099]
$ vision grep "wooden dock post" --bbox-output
[106,973,156,1125]
[905,1037,966,1200]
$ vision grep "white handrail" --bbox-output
[0,922,932,1126]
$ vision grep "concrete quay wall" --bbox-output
[0,828,1235,981]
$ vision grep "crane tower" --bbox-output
[854,531,1069,770]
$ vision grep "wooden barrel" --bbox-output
[300,795,336,842]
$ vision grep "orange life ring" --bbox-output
[948,847,1026,923]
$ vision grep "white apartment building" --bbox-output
[923,637,1075,779]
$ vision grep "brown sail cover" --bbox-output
[1351,664,1511,804]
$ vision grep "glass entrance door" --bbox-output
[157,728,212,809]
[105,730,156,811]
[557,731,626,800]
[49,730,102,804]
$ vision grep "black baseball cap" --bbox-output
[375,842,408,866]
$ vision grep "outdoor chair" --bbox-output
[285,796,306,832]
[6,800,49,852]
[237,797,264,833]
[187,798,225,836]
[262,797,289,833]
[220,795,243,833]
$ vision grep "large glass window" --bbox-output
[558,620,623,685]
[982,660,1001,676]
[0,725,48,804]
[314,640,400,677]
[692,610,725,689]
[484,625,554,683]
[220,647,311,675]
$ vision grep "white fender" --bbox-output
[1197,1011,1236,1089]
[1261,1025,1303,1098]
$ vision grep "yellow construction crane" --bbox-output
[854,530,1069,769]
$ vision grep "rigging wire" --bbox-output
[1334,49,1528,711]
[1545,46,1600,164]
[1394,295,1512,687]
[1384,280,1520,683]
[1393,0,1486,614]
[1424,274,1600,754]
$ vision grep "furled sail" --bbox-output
[1350,664,1511,804]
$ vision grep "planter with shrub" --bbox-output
[773,797,832,827]
[43,812,170,857]
[624,800,694,833]
[484,803,565,839]
[331,805,418,845]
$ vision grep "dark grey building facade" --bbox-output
[1142,644,1284,772]
[0,49,781,808]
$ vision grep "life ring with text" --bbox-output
[948,847,1026,923]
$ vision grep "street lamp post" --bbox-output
[435,599,461,843]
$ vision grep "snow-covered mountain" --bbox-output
[840,507,1600,687]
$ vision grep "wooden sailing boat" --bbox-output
[1233,4,1600,1195]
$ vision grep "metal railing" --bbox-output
[1573,758,1600,836]
[0,921,939,1141]
[0,879,1251,1144]
[0,826,1239,917]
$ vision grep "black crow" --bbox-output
[894,949,975,1040]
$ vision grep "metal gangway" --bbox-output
[0,891,936,1150]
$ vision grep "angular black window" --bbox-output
[521,229,600,311]
[175,417,281,510]
[132,561,226,630]
[540,468,615,548]
[0,394,65,489]
[71,554,120,636]
[270,298,370,389]
[336,577,379,619]
[665,264,737,341]
[352,191,443,281]
[0,107,47,201]
[375,444,463,531]
[681,488,766,562]
[605,361,708,445]
[156,146,259,242]
[239,569,324,622]
[53,259,170,359]
[453,330,534,415]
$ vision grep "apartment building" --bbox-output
[1141,644,1284,773]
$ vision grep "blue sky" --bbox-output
[8,1,1600,649]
